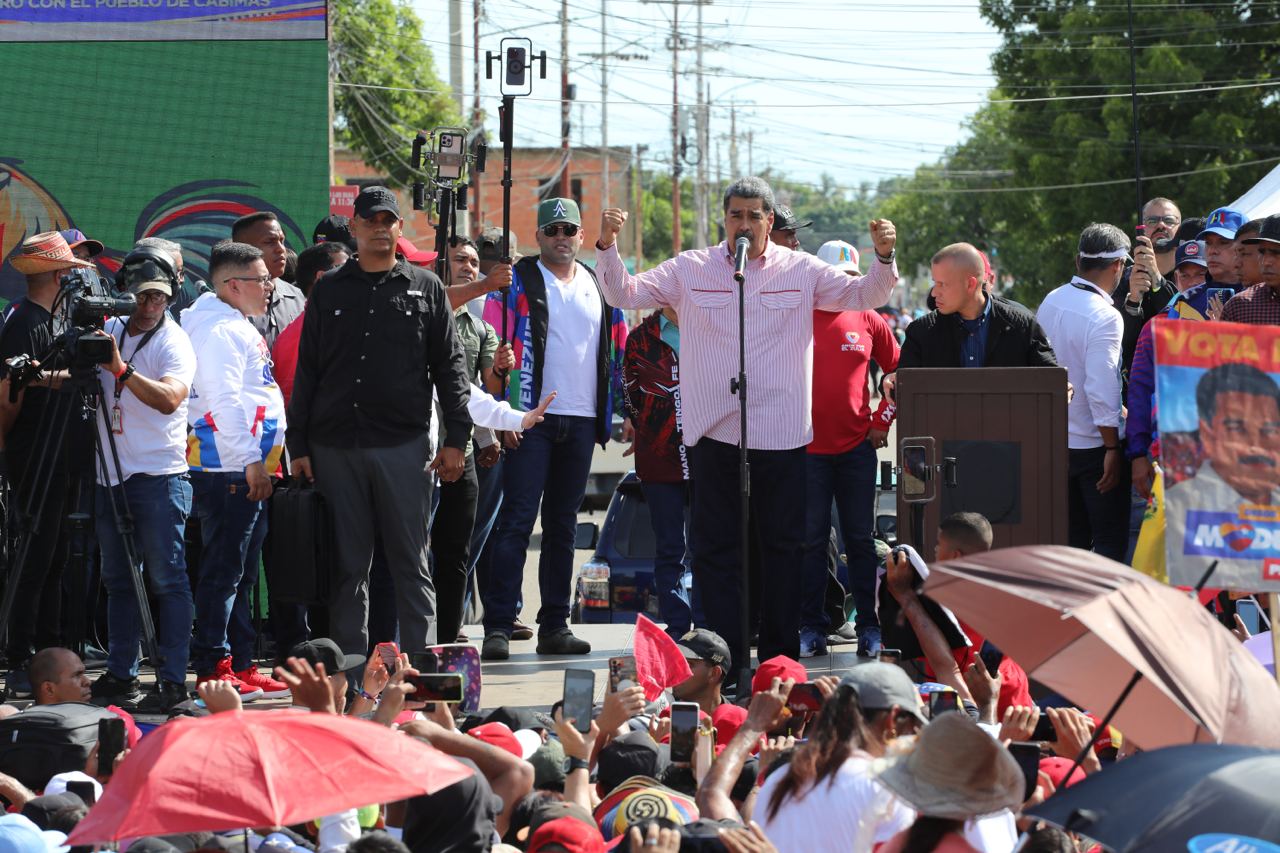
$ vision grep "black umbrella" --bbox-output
[1027,744,1280,852]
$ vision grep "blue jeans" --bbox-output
[96,473,193,686]
[802,441,879,633]
[485,414,596,636]
[190,471,268,675]
[640,480,694,636]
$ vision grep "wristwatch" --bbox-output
[563,756,590,773]
[117,364,136,383]
[875,249,896,264]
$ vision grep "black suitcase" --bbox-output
[0,702,116,791]
[268,480,335,605]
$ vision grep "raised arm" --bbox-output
[813,220,900,311]
[595,208,683,309]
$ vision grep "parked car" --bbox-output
[571,471,899,623]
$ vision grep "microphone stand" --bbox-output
[729,254,751,694]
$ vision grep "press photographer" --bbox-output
[86,248,197,714]
[0,232,98,697]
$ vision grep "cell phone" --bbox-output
[98,717,126,776]
[669,701,699,764]
[785,682,824,713]
[404,672,464,703]
[1007,741,1041,803]
[409,651,439,674]
[978,642,1005,675]
[66,779,97,806]
[1208,287,1234,307]
[878,648,902,665]
[562,669,595,734]
[375,642,400,670]
[1237,598,1262,635]
[608,656,638,693]
[1031,712,1057,743]
[928,689,960,717]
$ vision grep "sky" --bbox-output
[412,0,1003,192]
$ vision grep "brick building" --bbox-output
[333,145,638,265]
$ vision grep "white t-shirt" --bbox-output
[756,755,915,852]
[539,260,601,418]
[95,316,197,486]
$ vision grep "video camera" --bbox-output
[60,268,137,365]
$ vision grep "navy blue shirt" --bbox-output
[959,294,993,367]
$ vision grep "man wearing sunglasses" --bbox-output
[480,198,629,661]
[88,252,198,713]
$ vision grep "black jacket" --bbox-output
[286,257,471,457]
[898,295,1058,369]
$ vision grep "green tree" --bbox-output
[331,0,462,187]
[879,1,1280,306]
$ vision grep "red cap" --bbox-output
[711,703,748,747]
[396,236,438,267]
[1039,756,1086,791]
[529,816,606,853]
[751,655,808,695]
[467,722,522,758]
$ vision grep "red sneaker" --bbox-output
[196,657,264,702]
[234,666,292,700]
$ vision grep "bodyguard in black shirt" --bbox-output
[288,186,471,664]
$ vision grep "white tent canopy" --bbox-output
[1229,162,1280,219]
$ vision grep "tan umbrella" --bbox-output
[922,545,1280,749]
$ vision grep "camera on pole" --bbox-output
[410,127,487,282]
[484,37,547,346]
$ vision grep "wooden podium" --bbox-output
[894,367,1070,558]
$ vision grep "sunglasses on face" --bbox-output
[542,223,579,238]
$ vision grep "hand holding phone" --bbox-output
[785,683,824,713]
[98,717,126,777]
[668,701,699,765]
[405,673,464,703]
[562,669,595,734]
[608,656,638,693]
[1007,741,1042,803]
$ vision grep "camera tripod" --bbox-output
[1,338,161,699]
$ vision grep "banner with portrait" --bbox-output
[1155,319,1280,592]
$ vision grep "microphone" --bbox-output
[733,235,750,283]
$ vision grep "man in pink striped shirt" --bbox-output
[595,176,899,675]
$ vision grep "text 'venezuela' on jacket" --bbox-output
[483,255,628,448]
[285,256,472,458]
[897,295,1059,370]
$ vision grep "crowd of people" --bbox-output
[0,172,1275,851]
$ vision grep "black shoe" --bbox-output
[90,671,144,706]
[511,619,535,641]
[156,680,190,713]
[481,632,510,661]
[536,628,591,656]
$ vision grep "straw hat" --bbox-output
[876,712,1025,820]
[10,231,95,275]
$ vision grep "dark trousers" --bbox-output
[1067,447,1131,563]
[431,454,479,644]
[687,438,806,672]
[485,414,596,637]
[467,456,504,616]
[190,470,268,674]
[802,441,878,632]
[5,441,69,667]
[639,480,695,636]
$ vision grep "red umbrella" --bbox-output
[69,711,473,843]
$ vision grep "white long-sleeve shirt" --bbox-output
[1036,277,1123,449]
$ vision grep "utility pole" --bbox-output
[747,129,754,175]
[670,0,681,255]
[601,0,609,207]
[560,0,572,199]
[729,101,740,177]
[694,2,707,248]
[449,0,464,112]
[471,0,483,232]
[633,144,645,269]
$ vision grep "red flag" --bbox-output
[632,615,693,701]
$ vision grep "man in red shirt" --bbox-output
[803,241,900,657]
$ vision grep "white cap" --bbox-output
[817,240,860,272]
[513,728,543,760]
[42,770,102,803]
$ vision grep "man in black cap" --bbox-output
[768,204,812,251]
[672,629,731,715]
[313,214,358,253]
[287,186,472,671]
